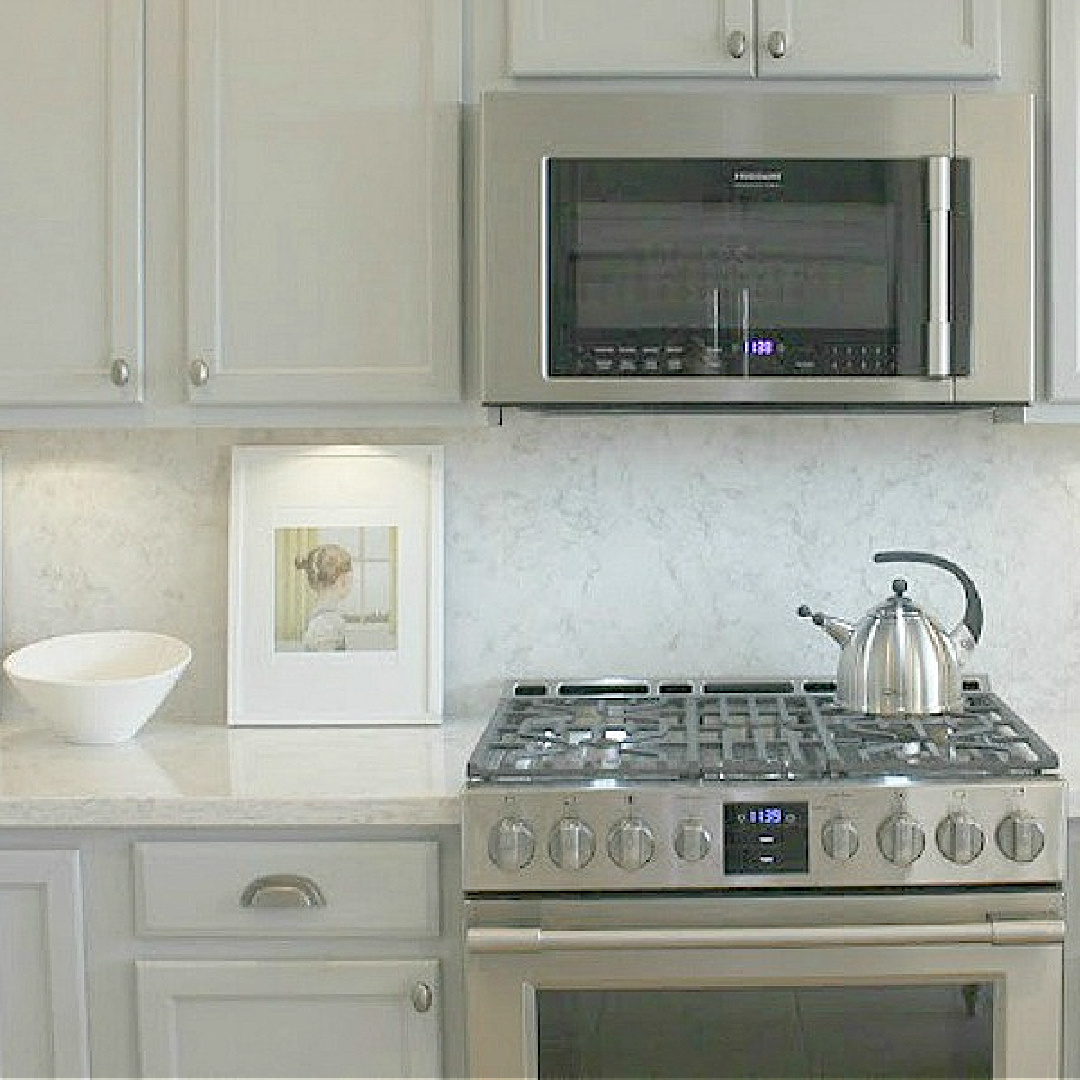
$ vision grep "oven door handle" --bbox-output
[466,918,1064,952]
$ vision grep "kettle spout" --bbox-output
[797,605,855,647]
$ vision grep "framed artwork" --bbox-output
[228,445,443,726]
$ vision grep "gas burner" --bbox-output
[471,692,693,780]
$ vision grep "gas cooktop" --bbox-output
[467,678,1059,784]
[463,678,1065,893]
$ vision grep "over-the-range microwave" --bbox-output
[478,91,1036,409]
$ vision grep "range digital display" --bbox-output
[746,805,785,826]
[724,801,809,875]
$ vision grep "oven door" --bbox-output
[465,893,1063,1079]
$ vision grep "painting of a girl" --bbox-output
[294,543,354,651]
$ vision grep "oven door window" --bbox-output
[545,158,971,381]
[537,984,993,1079]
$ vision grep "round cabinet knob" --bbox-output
[607,817,656,871]
[548,817,596,871]
[487,816,536,872]
[109,356,132,388]
[189,355,211,387]
[766,29,787,59]
[995,813,1046,863]
[821,816,859,861]
[674,819,712,862]
[935,812,986,865]
[726,29,748,59]
[877,812,926,867]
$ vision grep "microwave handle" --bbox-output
[926,155,952,378]
[467,918,1064,952]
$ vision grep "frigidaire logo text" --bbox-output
[733,169,783,184]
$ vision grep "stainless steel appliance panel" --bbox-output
[464,777,1066,893]
[466,891,1064,1079]
[478,91,1034,408]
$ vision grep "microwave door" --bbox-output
[544,157,961,402]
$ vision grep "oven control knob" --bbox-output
[876,812,926,866]
[935,812,985,865]
[674,819,712,862]
[995,813,1046,863]
[548,817,596,871]
[607,817,656,871]
[821,815,859,861]
[487,816,537,872]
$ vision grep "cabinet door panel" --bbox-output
[508,0,755,76]
[1048,0,1080,401]
[0,0,143,404]
[137,959,440,1078]
[0,851,89,1078]
[186,0,461,405]
[508,0,1001,80]
[755,0,1002,79]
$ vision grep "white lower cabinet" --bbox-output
[0,827,463,1078]
[125,836,450,1079]
[129,837,444,1078]
[0,849,89,1078]
[136,958,440,1078]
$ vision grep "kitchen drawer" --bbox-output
[132,840,440,937]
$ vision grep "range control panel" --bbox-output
[462,779,1066,893]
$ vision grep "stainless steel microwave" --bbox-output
[478,91,1035,409]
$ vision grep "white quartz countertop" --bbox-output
[0,717,487,828]
[0,712,1074,827]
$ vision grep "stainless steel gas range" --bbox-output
[463,678,1067,1080]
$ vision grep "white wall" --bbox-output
[3,412,1079,771]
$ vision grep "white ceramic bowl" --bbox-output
[3,631,192,744]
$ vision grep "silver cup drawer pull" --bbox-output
[239,873,327,909]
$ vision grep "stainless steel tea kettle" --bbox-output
[797,550,984,716]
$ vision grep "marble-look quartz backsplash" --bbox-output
[2,413,1079,731]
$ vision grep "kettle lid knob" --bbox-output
[891,578,908,597]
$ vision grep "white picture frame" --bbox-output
[227,445,443,726]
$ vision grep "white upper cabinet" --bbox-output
[508,0,1003,79]
[509,0,757,76]
[0,0,143,404]
[185,0,462,406]
[1047,0,1080,402]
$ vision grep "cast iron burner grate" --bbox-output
[466,680,1059,783]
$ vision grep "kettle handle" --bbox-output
[873,550,983,643]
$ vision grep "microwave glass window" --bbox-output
[537,984,993,1079]
[546,158,969,380]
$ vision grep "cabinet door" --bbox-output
[185,0,461,406]
[137,958,440,1078]
[1048,0,1080,401]
[508,0,1001,79]
[0,851,89,1077]
[755,0,1002,79]
[508,0,755,76]
[0,0,143,404]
